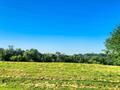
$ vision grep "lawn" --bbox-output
[0,62,120,90]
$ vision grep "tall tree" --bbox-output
[105,26,120,65]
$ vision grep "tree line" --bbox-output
[0,45,108,65]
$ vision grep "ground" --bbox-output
[0,62,120,90]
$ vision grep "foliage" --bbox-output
[105,26,120,65]
[0,46,110,65]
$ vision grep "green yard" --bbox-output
[0,62,120,90]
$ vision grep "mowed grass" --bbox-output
[0,62,120,90]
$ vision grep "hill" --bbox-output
[0,62,120,90]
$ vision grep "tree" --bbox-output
[55,52,61,62]
[23,49,41,62]
[23,50,33,61]
[15,48,24,56]
[0,48,5,61]
[105,26,120,65]
[72,54,82,63]
[29,49,41,62]
[10,55,24,61]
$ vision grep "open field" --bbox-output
[0,62,120,90]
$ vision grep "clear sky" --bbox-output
[0,0,120,54]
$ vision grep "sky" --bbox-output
[0,0,120,54]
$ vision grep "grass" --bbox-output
[0,62,120,90]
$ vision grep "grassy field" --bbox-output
[0,62,120,90]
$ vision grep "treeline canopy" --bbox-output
[0,45,108,65]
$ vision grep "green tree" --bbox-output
[0,48,5,61]
[29,49,41,62]
[10,55,24,61]
[23,49,41,62]
[105,26,120,65]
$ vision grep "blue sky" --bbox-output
[0,0,120,54]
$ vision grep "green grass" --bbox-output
[0,62,120,90]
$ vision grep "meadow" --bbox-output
[0,62,120,90]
